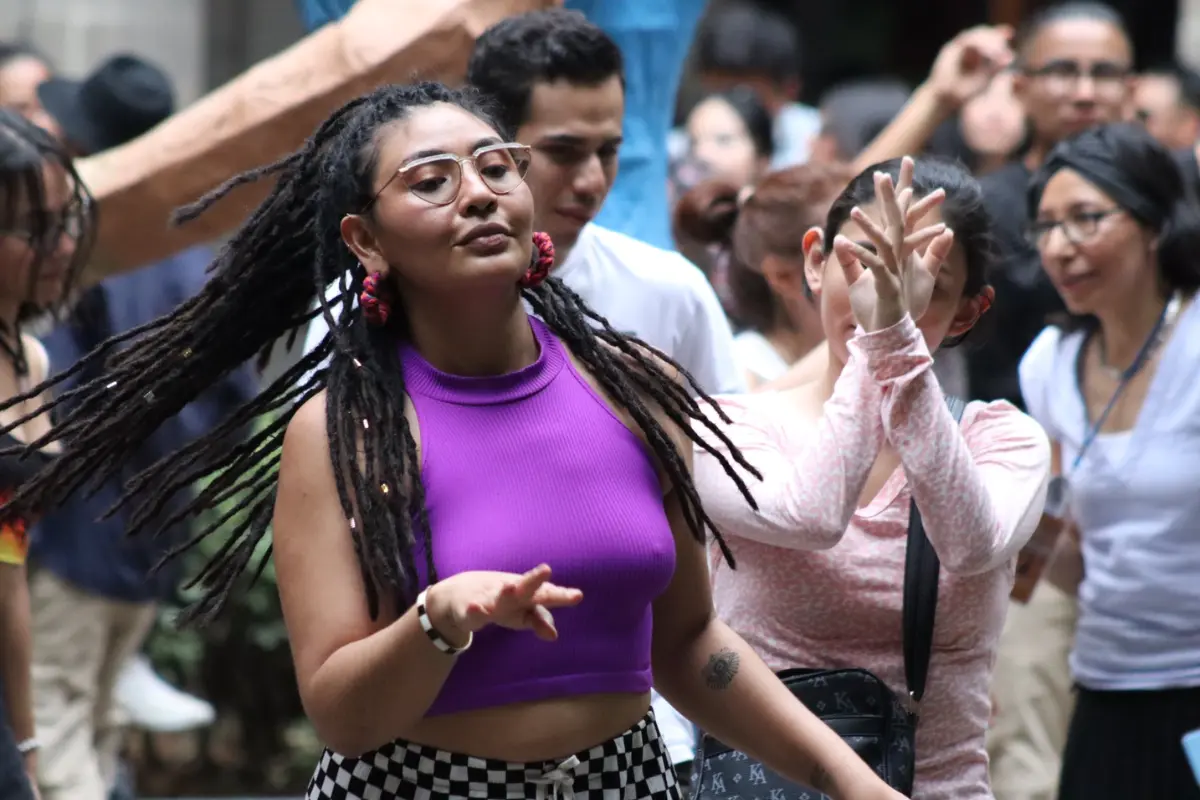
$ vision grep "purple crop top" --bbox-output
[400,316,677,716]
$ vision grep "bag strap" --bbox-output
[901,395,967,713]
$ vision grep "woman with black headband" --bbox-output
[1021,122,1200,799]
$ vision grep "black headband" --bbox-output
[1032,149,1168,227]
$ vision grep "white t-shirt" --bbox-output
[552,223,743,396]
[1018,301,1200,690]
[732,330,790,384]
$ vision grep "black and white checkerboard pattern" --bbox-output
[306,711,681,799]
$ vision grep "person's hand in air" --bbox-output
[928,24,1015,109]
[833,156,957,333]
[425,564,583,645]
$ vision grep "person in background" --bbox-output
[0,44,55,135]
[688,1,821,169]
[1134,62,1200,151]
[471,10,743,396]
[847,14,1131,794]
[674,163,849,389]
[27,54,256,800]
[695,156,1049,799]
[1022,122,1200,800]
[808,79,913,165]
[0,107,93,800]
[685,87,775,188]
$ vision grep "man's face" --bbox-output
[515,76,624,260]
[1013,18,1134,149]
[1135,74,1200,151]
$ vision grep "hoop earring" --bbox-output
[360,271,392,326]
[519,232,555,288]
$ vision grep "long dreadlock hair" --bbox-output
[0,82,759,625]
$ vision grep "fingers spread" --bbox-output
[849,207,895,269]
[906,188,946,228]
[512,564,552,600]
[920,228,956,275]
[904,223,947,252]
[531,583,584,609]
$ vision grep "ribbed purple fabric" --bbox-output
[401,317,676,717]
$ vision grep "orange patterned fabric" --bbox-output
[0,490,28,565]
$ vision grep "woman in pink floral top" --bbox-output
[695,157,1051,799]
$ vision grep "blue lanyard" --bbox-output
[1071,295,1177,472]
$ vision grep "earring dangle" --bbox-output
[519,232,555,288]
[360,271,392,326]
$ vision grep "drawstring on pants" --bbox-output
[530,755,581,800]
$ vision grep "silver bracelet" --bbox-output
[16,737,39,755]
[416,588,472,655]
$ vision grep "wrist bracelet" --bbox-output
[16,737,39,755]
[417,588,472,655]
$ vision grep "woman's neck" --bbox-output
[1093,288,1171,372]
[813,344,847,404]
[406,293,538,377]
[764,322,823,368]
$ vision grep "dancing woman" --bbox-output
[0,83,905,800]
[694,157,1051,798]
[0,109,92,800]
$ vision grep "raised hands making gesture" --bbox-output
[831,156,957,333]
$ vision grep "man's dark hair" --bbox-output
[467,9,624,135]
[693,1,801,85]
[1143,62,1200,111]
[0,81,757,625]
[1015,1,1130,61]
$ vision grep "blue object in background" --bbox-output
[295,0,355,31]
[1184,729,1200,786]
[564,0,707,250]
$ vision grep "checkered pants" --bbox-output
[306,710,682,799]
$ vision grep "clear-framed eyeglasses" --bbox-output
[1026,208,1122,249]
[0,201,89,249]
[364,142,532,210]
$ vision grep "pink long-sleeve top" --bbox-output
[695,315,1050,799]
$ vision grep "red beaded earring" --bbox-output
[519,232,555,288]
[360,272,392,326]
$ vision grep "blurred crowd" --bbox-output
[1,0,1199,798]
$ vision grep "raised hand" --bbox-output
[832,156,956,333]
[425,564,583,644]
[928,25,1014,109]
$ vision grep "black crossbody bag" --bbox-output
[692,396,967,799]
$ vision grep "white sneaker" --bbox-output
[115,655,216,733]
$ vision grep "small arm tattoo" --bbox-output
[701,648,741,690]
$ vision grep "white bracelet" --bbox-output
[417,588,472,655]
[16,737,39,755]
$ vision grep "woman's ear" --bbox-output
[947,285,995,339]
[802,227,827,296]
[341,213,388,274]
